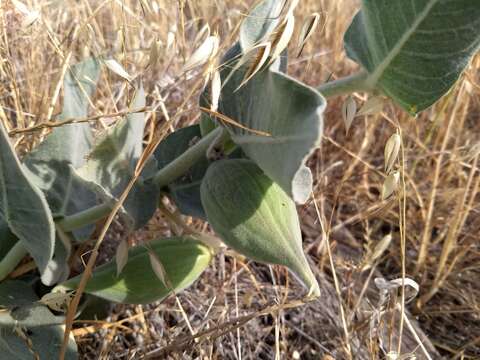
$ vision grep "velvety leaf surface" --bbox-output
[154,125,209,219]
[0,215,18,260]
[25,58,100,240]
[75,86,159,229]
[0,281,63,328]
[0,283,77,360]
[0,325,78,360]
[0,122,55,278]
[40,230,72,285]
[23,59,101,284]
[59,237,212,304]
[344,0,480,113]
[201,159,320,296]
[215,44,325,203]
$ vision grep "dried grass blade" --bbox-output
[211,70,221,112]
[104,59,133,82]
[200,107,271,137]
[341,96,357,134]
[115,239,129,276]
[235,42,271,91]
[183,35,219,72]
[357,96,384,117]
[270,14,295,63]
[296,13,320,57]
[384,133,401,174]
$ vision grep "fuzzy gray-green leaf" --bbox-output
[344,0,480,113]
[0,281,63,328]
[215,44,325,203]
[25,58,100,241]
[0,281,77,359]
[75,86,159,229]
[23,58,101,284]
[201,159,320,296]
[0,215,18,260]
[0,122,55,279]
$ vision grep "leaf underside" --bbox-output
[344,0,480,113]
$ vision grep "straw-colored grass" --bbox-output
[1,0,479,358]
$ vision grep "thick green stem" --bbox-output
[58,202,113,232]
[149,126,227,187]
[317,71,372,98]
[0,241,28,281]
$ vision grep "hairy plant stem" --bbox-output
[317,71,371,98]
[58,202,113,232]
[56,126,227,232]
[0,241,28,281]
[150,126,227,187]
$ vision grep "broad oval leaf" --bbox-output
[344,0,480,113]
[0,327,77,360]
[201,159,320,296]
[75,86,160,229]
[25,57,101,239]
[59,237,212,304]
[0,281,63,328]
[0,215,18,260]
[0,122,55,279]
[24,58,101,284]
[0,281,77,360]
[214,44,325,203]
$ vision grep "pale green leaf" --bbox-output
[344,0,480,113]
[0,215,18,260]
[58,237,212,304]
[0,122,55,279]
[201,159,320,297]
[75,86,159,229]
[0,281,64,327]
[25,58,101,241]
[24,58,101,284]
[214,44,325,203]
[0,282,77,360]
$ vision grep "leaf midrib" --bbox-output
[366,0,440,87]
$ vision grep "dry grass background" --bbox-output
[1,0,480,359]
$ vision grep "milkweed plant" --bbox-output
[0,0,479,358]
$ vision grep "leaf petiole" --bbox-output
[317,71,371,98]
